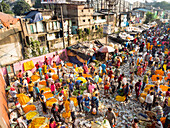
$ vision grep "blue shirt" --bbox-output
[38,67,42,74]
[101,64,106,71]
[83,97,90,106]
[34,87,40,94]
[69,83,74,90]
[77,95,83,103]
[92,96,99,107]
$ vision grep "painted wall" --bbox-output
[13,49,68,73]
[0,68,10,128]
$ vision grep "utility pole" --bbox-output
[60,5,65,49]
[68,19,70,46]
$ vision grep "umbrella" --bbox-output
[23,71,33,78]
[98,46,115,53]
[76,77,87,83]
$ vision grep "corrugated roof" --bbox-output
[0,12,19,29]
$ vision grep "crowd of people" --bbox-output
[8,23,170,128]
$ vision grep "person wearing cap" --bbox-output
[9,87,17,103]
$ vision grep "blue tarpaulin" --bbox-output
[24,11,43,23]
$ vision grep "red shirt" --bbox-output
[17,72,22,78]
[166,91,170,97]
[26,77,30,84]
[35,63,39,69]
[45,74,49,81]
[45,60,49,65]
[118,75,123,82]
[108,70,113,77]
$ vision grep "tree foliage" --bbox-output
[12,0,31,16]
[144,12,154,24]
[0,0,13,14]
[152,1,170,10]
[33,0,43,8]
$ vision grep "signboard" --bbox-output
[103,24,112,34]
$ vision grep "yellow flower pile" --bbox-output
[48,69,55,73]
[39,81,46,86]
[40,87,51,93]
[66,63,73,67]
[70,97,78,107]
[52,74,59,80]
[62,111,71,118]
[26,111,38,120]
[46,98,57,107]
[160,85,170,92]
[64,100,70,112]
[115,96,126,102]
[23,105,36,114]
[29,117,46,128]
[31,75,40,82]
[140,93,147,98]
[17,93,30,105]
[44,92,53,99]
[155,70,164,76]
[151,75,162,81]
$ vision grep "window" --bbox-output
[102,15,105,19]
[82,10,83,12]
[72,21,76,25]
[89,9,90,12]
[30,25,34,34]
[83,20,85,22]
[88,19,90,22]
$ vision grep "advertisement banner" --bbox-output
[103,24,112,34]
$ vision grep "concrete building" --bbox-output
[133,1,145,9]
[0,13,24,66]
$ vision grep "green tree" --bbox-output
[144,12,154,24]
[12,0,31,16]
[153,1,170,10]
[0,0,13,14]
[33,0,43,8]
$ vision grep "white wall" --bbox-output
[0,42,22,65]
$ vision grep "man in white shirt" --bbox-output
[69,99,76,121]
[145,92,154,111]
[58,93,64,112]
[14,78,20,87]
[23,78,28,93]
[48,76,53,87]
